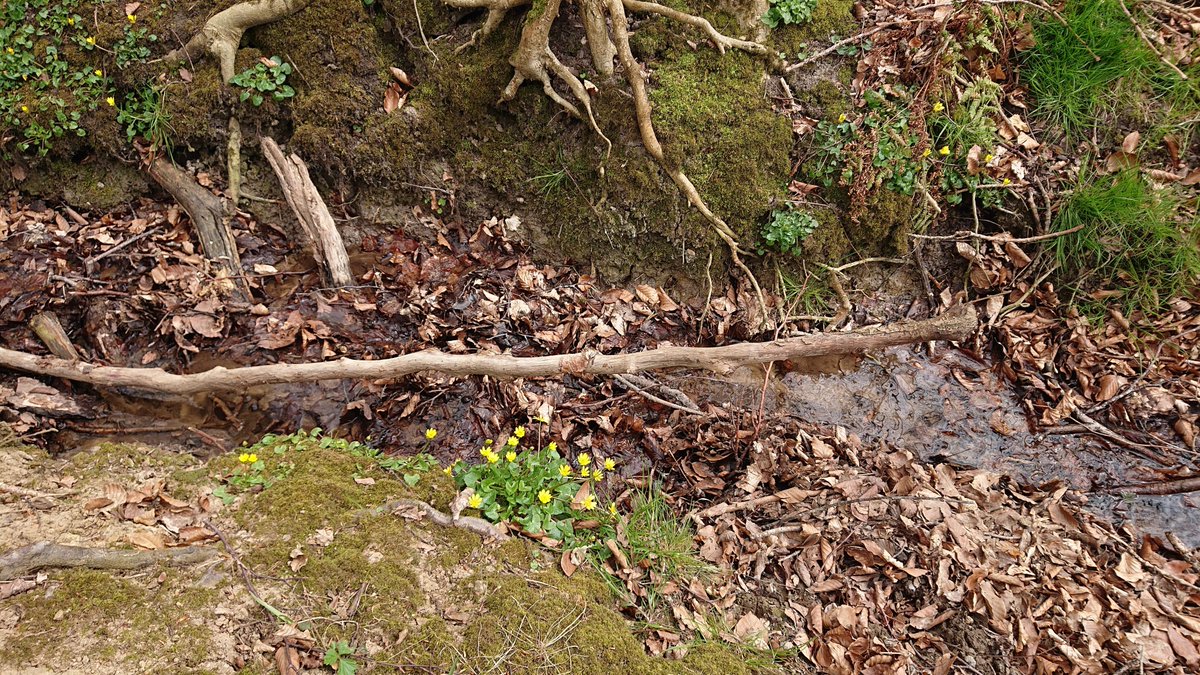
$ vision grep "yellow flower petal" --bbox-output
[604,458,615,471]
[424,428,437,440]
[547,442,557,452]
[514,426,525,438]
[468,494,483,509]
[505,451,517,462]
[106,97,115,106]
[577,453,591,467]
[608,503,617,516]
[582,495,596,511]
[558,464,571,477]
[938,146,950,156]
[538,490,552,504]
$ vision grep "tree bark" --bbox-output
[0,541,217,580]
[0,305,977,397]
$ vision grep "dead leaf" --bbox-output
[733,612,769,649]
[128,530,164,550]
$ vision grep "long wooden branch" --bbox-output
[0,541,217,580]
[0,306,976,396]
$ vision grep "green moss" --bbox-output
[22,158,149,210]
[793,78,851,119]
[0,569,220,671]
[768,0,856,59]
[67,441,197,481]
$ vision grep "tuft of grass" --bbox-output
[1020,0,1184,139]
[1051,169,1200,317]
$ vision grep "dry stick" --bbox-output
[613,374,702,415]
[754,495,973,539]
[785,23,898,72]
[367,498,508,539]
[1099,476,1200,496]
[1120,0,1189,80]
[82,224,163,272]
[0,540,217,580]
[0,305,977,396]
[29,312,81,361]
[260,137,353,287]
[910,224,1084,244]
[0,482,71,500]
[203,519,292,623]
[694,488,800,519]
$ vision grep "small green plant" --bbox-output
[112,25,157,69]
[811,88,925,196]
[763,0,818,28]
[340,428,438,487]
[1052,169,1200,316]
[117,84,172,154]
[451,428,618,545]
[322,640,357,675]
[761,209,819,255]
[230,55,295,106]
[929,80,1006,208]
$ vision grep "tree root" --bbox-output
[167,0,313,82]
[366,498,509,540]
[0,540,217,580]
[0,305,977,396]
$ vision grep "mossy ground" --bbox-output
[1,435,760,673]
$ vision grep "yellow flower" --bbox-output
[1003,178,1012,185]
[514,426,525,438]
[127,14,136,23]
[94,69,103,77]
[5,47,12,54]
[938,146,950,156]
[538,490,552,504]
[468,494,483,509]
[247,454,258,463]
[486,451,499,464]
[932,102,944,113]
[604,458,616,471]
[443,465,452,475]
[238,452,251,463]
[505,451,517,462]
[533,415,550,424]
[20,105,28,113]
[67,18,74,25]
[85,36,95,46]
[577,453,591,467]
[837,113,847,123]
[558,464,571,477]
[547,442,557,452]
[592,470,604,483]
[106,96,115,106]
[608,503,618,516]
[479,446,491,457]
[425,428,437,440]
[582,495,596,511]
[579,468,591,479]
[484,439,493,446]
[921,148,932,158]
[984,153,994,163]
[506,436,519,447]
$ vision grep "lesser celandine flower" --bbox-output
[505,451,517,462]
[577,453,591,467]
[468,494,483,509]
[94,69,102,77]
[106,96,115,106]
[513,426,525,438]
[932,101,944,113]
[506,436,519,447]
[604,458,616,471]
[938,146,950,156]
[547,442,557,452]
[558,464,571,477]
[582,495,596,511]
[538,490,552,504]
[127,14,136,23]
[486,452,499,464]
[592,471,604,483]
[579,468,591,479]
[238,452,251,463]
[425,428,437,440]
[608,503,617,516]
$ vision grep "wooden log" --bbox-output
[29,312,81,361]
[0,541,217,580]
[260,137,353,287]
[0,305,977,397]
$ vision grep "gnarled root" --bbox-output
[167,0,313,82]
[0,541,217,581]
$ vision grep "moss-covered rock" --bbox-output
[21,158,149,210]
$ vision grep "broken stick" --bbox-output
[29,312,81,361]
[0,305,976,396]
[0,540,217,580]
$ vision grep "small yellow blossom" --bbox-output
[514,426,525,438]
[20,105,28,113]
[106,96,115,106]
[85,37,95,46]
[238,452,251,463]
[67,18,74,25]
[547,442,557,452]
[505,451,517,462]
[127,14,136,23]
[608,503,618,516]
[984,153,994,163]
[932,102,944,113]
[5,47,12,54]
[533,415,550,424]
[480,446,491,457]
[443,465,452,475]
[486,451,499,464]
[506,436,519,447]
[582,495,596,511]
[468,494,483,509]
[1003,178,1012,185]
[425,428,437,440]
[837,113,847,123]
[538,490,552,504]
[579,468,591,480]
[592,470,604,483]
[95,69,103,77]
[938,146,950,156]
[248,454,257,463]
[604,458,616,471]
[577,453,591,467]
[921,148,932,158]
[558,464,571,477]
[484,439,493,446]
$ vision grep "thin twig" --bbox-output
[757,495,974,538]
[203,519,293,623]
[910,224,1084,244]
[0,482,72,500]
[613,374,702,415]
[1120,0,1189,79]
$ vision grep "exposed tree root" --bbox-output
[29,312,81,361]
[0,305,977,396]
[0,540,217,580]
[166,0,313,82]
[366,498,509,539]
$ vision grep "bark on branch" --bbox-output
[0,306,977,396]
[167,0,313,82]
[0,541,217,580]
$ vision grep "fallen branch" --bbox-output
[29,312,81,361]
[1098,476,1200,497]
[0,541,216,580]
[0,305,977,396]
[260,137,353,287]
[613,374,702,415]
[368,498,509,539]
[0,481,71,500]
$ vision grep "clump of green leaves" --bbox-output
[113,25,157,69]
[117,84,172,154]
[811,88,925,195]
[763,0,818,28]
[451,431,616,546]
[761,209,819,255]
[0,0,112,156]
[608,487,711,610]
[230,56,295,106]
[929,80,1006,208]
[323,640,357,675]
[1052,169,1200,317]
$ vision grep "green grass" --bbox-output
[1021,0,1163,138]
[1051,169,1200,317]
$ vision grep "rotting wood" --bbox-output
[0,305,977,396]
[1099,476,1200,497]
[0,540,217,580]
[366,498,509,540]
[29,312,81,361]
[148,157,249,300]
[260,137,353,287]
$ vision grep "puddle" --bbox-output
[680,346,1200,546]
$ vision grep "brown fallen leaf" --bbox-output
[128,530,165,550]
